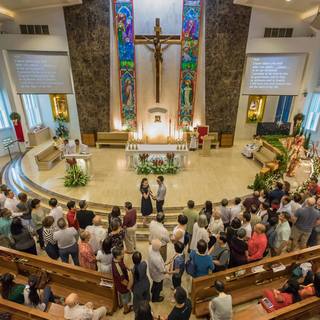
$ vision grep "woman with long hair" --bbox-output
[108,206,122,233]
[131,251,150,313]
[96,237,113,273]
[200,201,213,225]
[11,217,37,255]
[0,273,25,304]
[135,300,155,320]
[23,275,55,311]
[140,178,153,225]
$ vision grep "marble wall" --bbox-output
[205,0,251,134]
[64,0,110,134]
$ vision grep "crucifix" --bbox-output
[135,18,181,103]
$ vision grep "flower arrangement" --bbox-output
[64,165,89,187]
[136,153,180,175]
[55,115,69,139]
[296,156,320,194]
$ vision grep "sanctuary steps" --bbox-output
[2,152,252,241]
[1,155,182,240]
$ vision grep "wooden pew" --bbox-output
[191,245,320,318]
[234,296,320,320]
[0,247,118,314]
[0,297,61,320]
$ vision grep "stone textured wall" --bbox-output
[64,0,110,133]
[205,0,251,134]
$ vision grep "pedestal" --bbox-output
[201,136,211,157]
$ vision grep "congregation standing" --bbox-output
[1,176,320,319]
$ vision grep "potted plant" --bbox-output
[64,165,89,187]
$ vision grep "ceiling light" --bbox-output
[285,0,292,2]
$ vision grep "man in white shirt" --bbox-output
[48,198,64,228]
[277,196,292,215]
[0,185,8,209]
[75,139,89,154]
[242,212,252,239]
[148,239,166,302]
[63,139,76,155]
[4,190,20,217]
[273,212,291,256]
[230,197,242,220]
[85,215,106,254]
[64,293,107,320]
[149,212,170,262]
[290,193,302,216]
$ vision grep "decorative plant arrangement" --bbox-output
[296,156,320,194]
[64,165,89,187]
[136,152,180,175]
[55,115,69,139]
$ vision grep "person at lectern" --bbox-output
[75,139,89,154]
[63,139,76,167]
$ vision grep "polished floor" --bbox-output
[21,141,264,208]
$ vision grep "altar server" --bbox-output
[63,139,76,155]
[75,139,89,154]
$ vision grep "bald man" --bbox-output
[64,293,107,320]
[85,215,106,254]
[148,239,166,302]
[292,197,320,250]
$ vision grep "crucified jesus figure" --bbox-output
[135,18,181,103]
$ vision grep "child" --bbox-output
[111,247,133,314]
[167,241,185,289]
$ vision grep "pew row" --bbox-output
[0,297,61,320]
[234,296,320,320]
[191,245,320,318]
[0,246,118,313]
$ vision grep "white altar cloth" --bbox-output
[125,144,189,169]
[64,153,92,175]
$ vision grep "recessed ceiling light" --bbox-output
[285,0,292,2]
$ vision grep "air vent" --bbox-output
[264,28,293,38]
[20,25,50,35]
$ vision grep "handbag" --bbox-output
[186,254,197,277]
[36,270,49,289]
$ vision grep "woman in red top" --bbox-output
[66,200,79,230]
[248,223,267,261]
[78,231,96,270]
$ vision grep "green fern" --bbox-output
[64,165,89,187]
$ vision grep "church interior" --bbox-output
[1,0,320,319]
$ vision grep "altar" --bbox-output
[125,144,189,170]
[64,153,92,175]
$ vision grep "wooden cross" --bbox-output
[135,18,181,103]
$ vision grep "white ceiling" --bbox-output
[234,0,320,17]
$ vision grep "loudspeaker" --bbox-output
[311,12,320,30]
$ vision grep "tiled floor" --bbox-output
[21,140,264,209]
